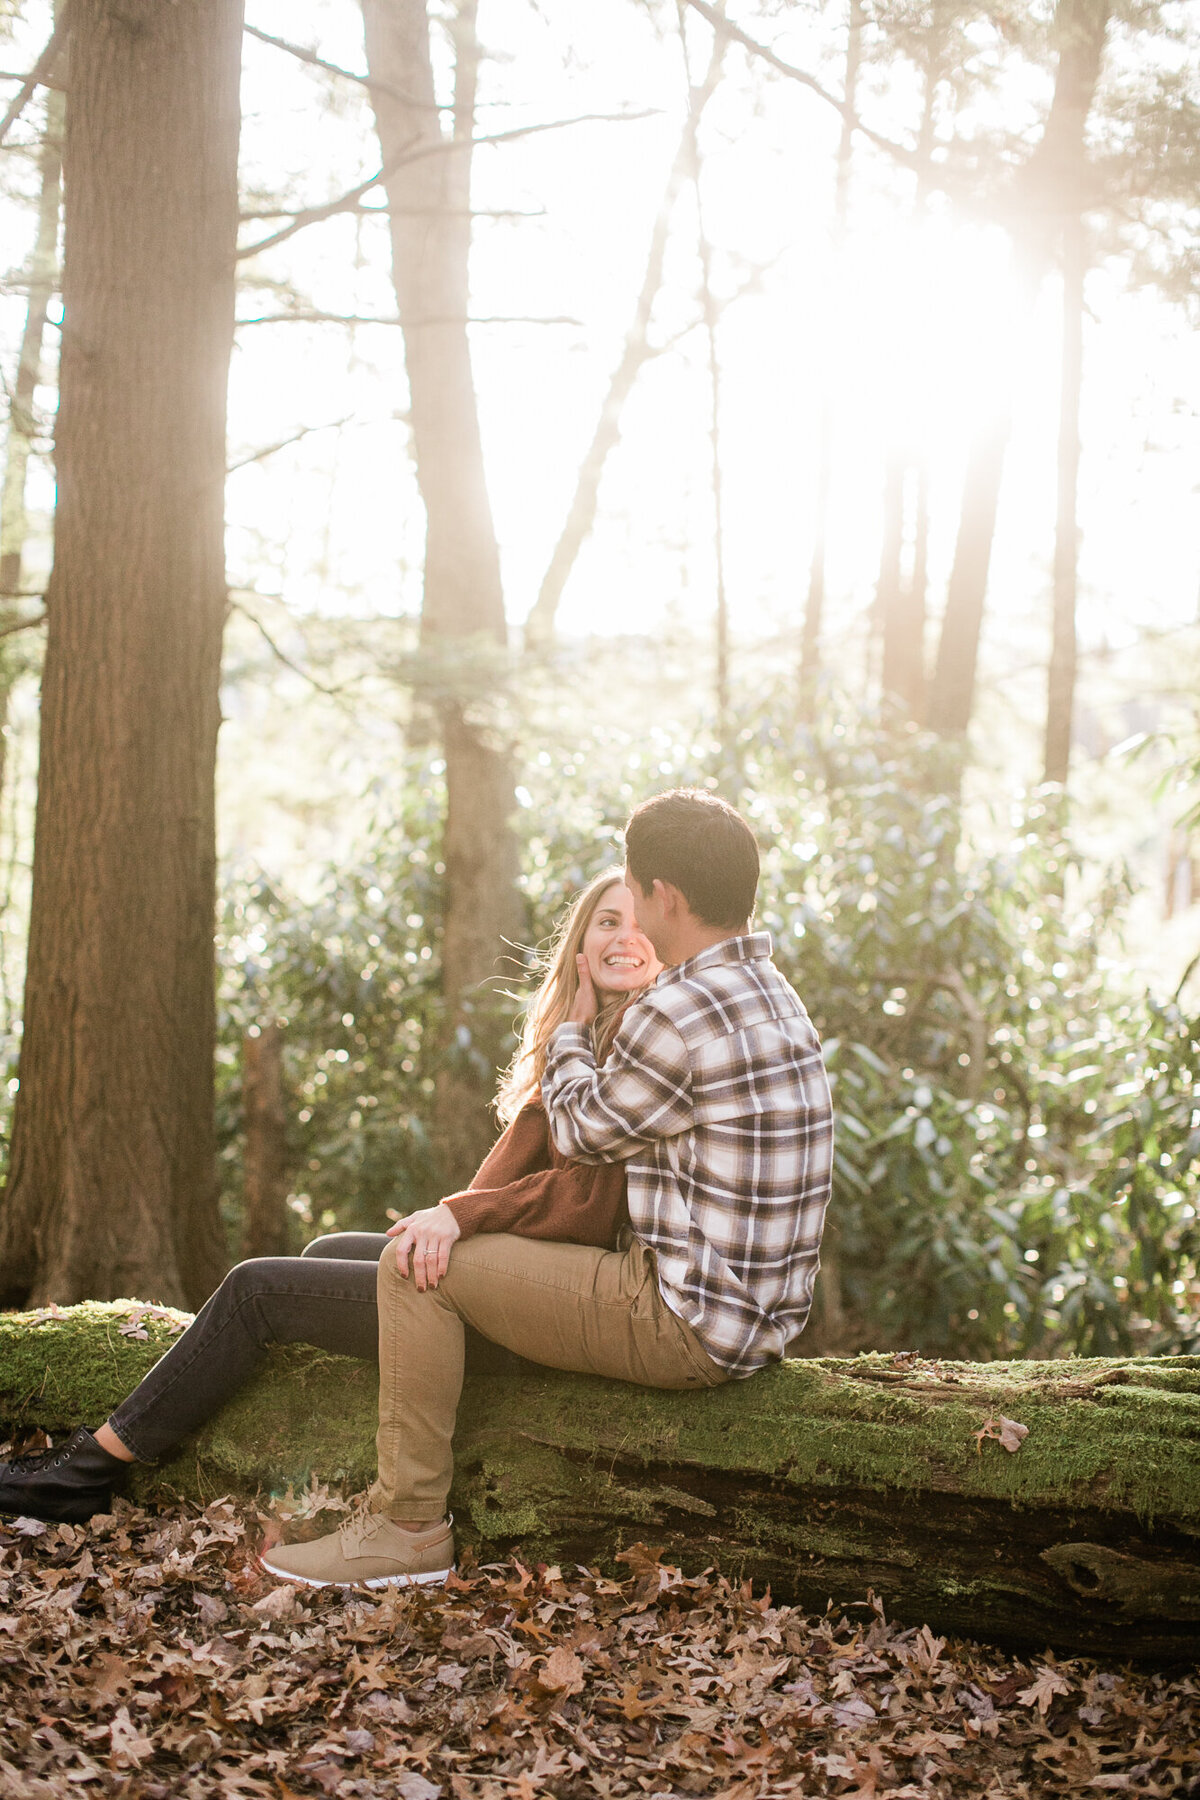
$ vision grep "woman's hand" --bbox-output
[386,1205,461,1291]
[569,953,599,1025]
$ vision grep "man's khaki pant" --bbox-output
[371,1233,728,1521]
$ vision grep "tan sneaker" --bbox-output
[260,1510,454,1589]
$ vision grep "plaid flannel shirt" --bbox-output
[541,932,833,1377]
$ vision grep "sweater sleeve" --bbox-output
[441,1101,628,1248]
[465,1105,553,1191]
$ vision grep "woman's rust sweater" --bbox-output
[440,1101,628,1248]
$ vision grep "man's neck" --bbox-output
[662,920,749,969]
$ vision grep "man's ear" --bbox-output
[654,878,681,917]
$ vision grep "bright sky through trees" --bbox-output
[1,0,1194,667]
[222,0,1198,657]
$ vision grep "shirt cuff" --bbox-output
[546,1022,593,1065]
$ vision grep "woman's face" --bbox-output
[581,882,661,997]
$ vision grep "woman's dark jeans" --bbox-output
[106,1232,514,1463]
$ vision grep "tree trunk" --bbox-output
[241,1024,290,1261]
[2,1304,1198,1662]
[0,0,242,1309]
[876,452,906,709]
[1043,214,1083,788]
[524,42,724,649]
[360,0,523,1189]
[927,0,1109,751]
[924,415,1010,738]
[685,39,731,765]
[799,0,862,715]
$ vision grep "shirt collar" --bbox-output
[654,930,774,988]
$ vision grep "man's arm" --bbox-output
[541,1003,693,1162]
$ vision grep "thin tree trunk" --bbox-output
[360,0,523,1189]
[0,80,62,600]
[0,65,64,804]
[1037,0,1112,787]
[684,31,731,762]
[525,42,723,648]
[876,452,906,709]
[880,463,928,719]
[924,414,1010,738]
[906,460,930,714]
[799,0,862,714]
[878,61,937,726]
[927,0,1109,753]
[1043,213,1083,787]
[241,1024,290,1261]
[0,0,242,1309]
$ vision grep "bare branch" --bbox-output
[238,165,392,260]
[237,110,660,259]
[526,42,724,644]
[226,417,353,475]
[0,607,46,636]
[683,0,914,170]
[240,201,542,222]
[229,600,346,698]
[235,309,581,328]
[0,5,69,150]
[243,22,444,112]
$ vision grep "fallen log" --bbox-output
[1,1302,1198,1661]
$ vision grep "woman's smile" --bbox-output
[582,883,661,995]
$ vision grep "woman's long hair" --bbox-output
[495,868,652,1126]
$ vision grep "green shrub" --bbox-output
[213,714,1200,1358]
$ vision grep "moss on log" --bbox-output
[2,1302,1199,1661]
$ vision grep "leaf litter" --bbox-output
[0,1483,1196,1800]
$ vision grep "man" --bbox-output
[263,788,833,1588]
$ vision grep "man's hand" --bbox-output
[386,1205,461,1291]
[569,953,599,1025]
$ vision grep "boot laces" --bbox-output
[2,1429,89,1475]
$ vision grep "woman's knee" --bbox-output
[217,1256,295,1304]
[302,1232,389,1262]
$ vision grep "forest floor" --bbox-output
[0,1480,1197,1800]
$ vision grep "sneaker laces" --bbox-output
[338,1502,387,1557]
[338,1506,452,1556]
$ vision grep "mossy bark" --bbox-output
[2,1303,1199,1661]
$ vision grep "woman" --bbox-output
[0,871,660,1525]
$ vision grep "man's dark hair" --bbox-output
[625,788,759,929]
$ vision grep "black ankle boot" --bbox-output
[0,1427,130,1524]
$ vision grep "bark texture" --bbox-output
[361,0,523,1189]
[0,0,243,1309]
[2,1304,1198,1663]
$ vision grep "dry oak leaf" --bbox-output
[537,1646,586,1696]
[251,1581,301,1620]
[974,1414,1029,1453]
[108,1705,154,1767]
[1018,1663,1072,1715]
